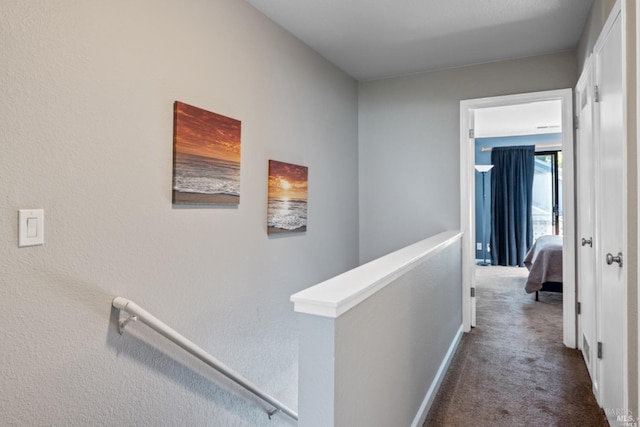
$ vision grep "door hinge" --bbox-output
[471,287,475,297]
[577,301,581,315]
[574,116,579,130]
[597,342,603,359]
[469,129,475,139]
[594,85,600,103]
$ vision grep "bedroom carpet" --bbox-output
[424,266,608,427]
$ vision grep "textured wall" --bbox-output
[0,0,358,425]
[358,51,578,263]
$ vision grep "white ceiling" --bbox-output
[475,100,562,138]
[246,0,594,81]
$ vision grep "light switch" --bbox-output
[27,217,38,238]
[18,209,44,247]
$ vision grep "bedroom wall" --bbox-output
[358,52,578,263]
[474,133,563,260]
[0,1,358,425]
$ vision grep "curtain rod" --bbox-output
[480,143,562,152]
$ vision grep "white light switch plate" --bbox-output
[18,209,44,247]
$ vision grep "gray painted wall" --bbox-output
[297,238,462,427]
[0,0,358,425]
[577,0,618,72]
[358,52,578,263]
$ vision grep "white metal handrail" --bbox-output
[112,297,298,421]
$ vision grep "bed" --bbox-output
[523,235,563,300]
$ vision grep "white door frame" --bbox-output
[460,89,576,348]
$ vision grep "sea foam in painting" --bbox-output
[172,101,241,204]
[268,160,308,234]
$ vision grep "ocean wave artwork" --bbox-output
[172,101,241,205]
[268,198,307,232]
[268,160,308,234]
[174,152,240,196]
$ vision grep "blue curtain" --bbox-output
[490,146,535,267]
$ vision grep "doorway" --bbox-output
[459,89,576,348]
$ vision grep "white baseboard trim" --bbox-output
[410,324,464,427]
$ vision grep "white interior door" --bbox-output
[575,59,598,389]
[593,5,627,417]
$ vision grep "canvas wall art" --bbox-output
[267,160,308,234]
[172,101,241,204]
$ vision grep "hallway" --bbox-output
[425,266,607,426]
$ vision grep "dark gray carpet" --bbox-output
[424,266,608,427]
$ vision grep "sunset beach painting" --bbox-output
[268,160,308,234]
[172,101,241,205]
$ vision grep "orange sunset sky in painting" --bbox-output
[174,101,241,163]
[268,160,308,201]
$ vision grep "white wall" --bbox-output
[358,52,578,263]
[0,1,358,425]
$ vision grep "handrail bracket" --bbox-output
[267,408,280,420]
[118,313,137,335]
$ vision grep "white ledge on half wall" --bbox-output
[290,230,463,319]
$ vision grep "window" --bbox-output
[532,151,562,240]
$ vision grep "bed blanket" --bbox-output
[523,235,563,293]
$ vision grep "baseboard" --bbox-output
[410,324,464,427]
